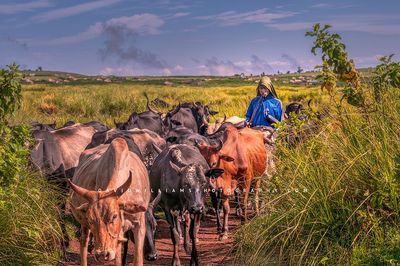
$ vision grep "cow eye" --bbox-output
[110,214,118,223]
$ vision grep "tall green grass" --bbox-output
[0,172,64,265]
[234,89,400,265]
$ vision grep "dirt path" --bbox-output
[60,210,240,266]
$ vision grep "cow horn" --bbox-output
[222,114,227,123]
[212,139,223,151]
[114,172,133,197]
[202,117,209,126]
[168,103,181,117]
[194,139,208,148]
[148,191,162,210]
[193,101,198,107]
[144,92,160,114]
[171,148,185,165]
[68,179,97,203]
[114,119,118,126]
[152,143,163,154]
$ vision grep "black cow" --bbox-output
[163,102,218,135]
[165,125,211,148]
[31,121,57,131]
[115,94,165,135]
[285,102,305,117]
[149,144,223,266]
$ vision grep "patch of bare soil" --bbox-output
[59,210,241,266]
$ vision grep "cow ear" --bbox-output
[209,110,218,116]
[205,168,224,178]
[169,161,184,174]
[71,202,89,213]
[171,120,182,126]
[220,154,234,162]
[115,172,132,197]
[120,201,146,214]
[166,136,177,143]
[129,113,138,124]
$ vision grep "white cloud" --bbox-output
[268,22,312,31]
[197,55,277,76]
[100,66,136,76]
[0,0,51,14]
[104,13,164,35]
[249,38,269,43]
[172,12,190,18]
[32,0,122,22]
[162,65,184,75]
[267,15,400,35]
[195,8,298,26]
[25,14,164,46]
[311,3,331,8]
[29,22,104,46]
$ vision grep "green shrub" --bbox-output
[0,64,63,265]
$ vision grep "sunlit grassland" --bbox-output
[11,83,326,126]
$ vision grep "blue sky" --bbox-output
[1,0,399,76]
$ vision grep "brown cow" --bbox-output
[197,125,268,240]
[69,138,150,266]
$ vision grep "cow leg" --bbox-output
[183,211,191,254]
[80,226,90,266]
[219,197,230,241]
[60,202,70,258]
[234,189,242,218]
[166,209,181,266]
[255,177,261,215]
[133,213,146,266]
[242,178,252,223]
[194,213,200,244]
[210,190,222,234]
[189,214,201,266]
[115,242,122,266]
[122,231,130,266]
[176,213,184,244]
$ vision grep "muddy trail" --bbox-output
[60,209,241,266]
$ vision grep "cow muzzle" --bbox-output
[189,205,204,214]
[94,249,116,262]
[145,252,158,261]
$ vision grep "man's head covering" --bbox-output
[257,76,278,98]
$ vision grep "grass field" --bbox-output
[11,81,326,127]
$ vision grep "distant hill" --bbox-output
[18,68,375,86]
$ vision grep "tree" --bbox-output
[36,66,42,71]
[297,66,303,74]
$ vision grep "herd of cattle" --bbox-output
[29,94,319,266]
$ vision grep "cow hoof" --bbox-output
[218,234,228,241]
